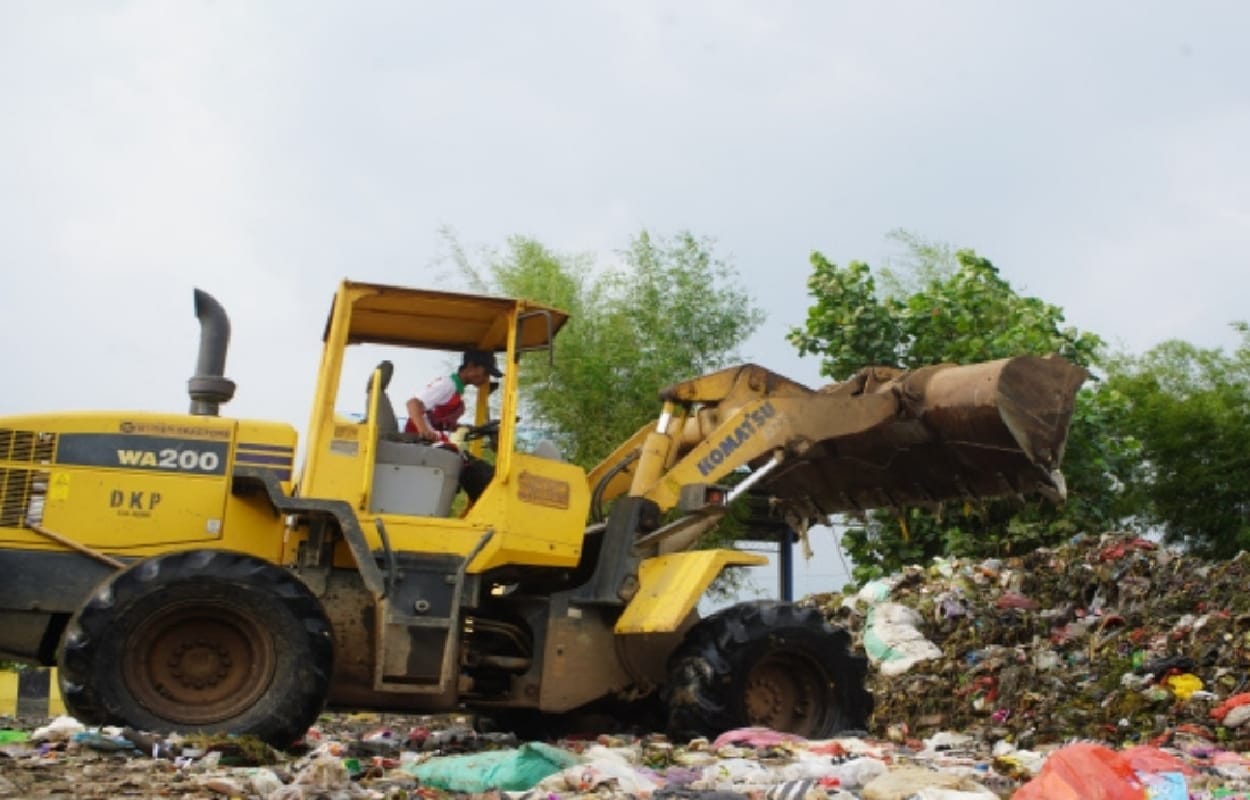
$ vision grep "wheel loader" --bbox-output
[0,280,1087,745]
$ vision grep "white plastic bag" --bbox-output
[863,602,942,676]
[30,715,84,743]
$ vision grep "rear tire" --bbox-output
[58,550,333,747]
[664,601,872,741]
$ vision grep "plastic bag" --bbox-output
[771,751,879,783]
[1120,745,1191,776]
[908,790,997,800]
[861,765,992,800]
[1226,704,1250,728]
[538,743,659,795]
[825,756,889,789]
[539,757,660,795]
[292,753,354,791]
[1211,691,1250,721]
[30,715,84,743]
[698,756,776,789]
[863,602,943,676]
[71,730,136,752]
[1164,673,1203,700]
[410,742,579,792]
[857,578,898,604]
[247,768,285,797]
[712,726,806,749]
[1013,743,1145,800]
[1142,772,1188,800]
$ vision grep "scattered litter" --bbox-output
[2,533,1250,798]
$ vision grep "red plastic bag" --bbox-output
[1212,692,1250,721]
[710,726,806,749]
[1121,744,1192,776]
[1013,743,1145,800]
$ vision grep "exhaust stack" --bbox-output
[187,289,236,416]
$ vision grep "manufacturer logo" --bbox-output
[117,421,230,440]
[696,401,777,477]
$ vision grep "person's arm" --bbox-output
[408,375,456,441]
[405,397,439,441]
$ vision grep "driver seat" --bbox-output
[364,360,462,516]
[365,360,402,439]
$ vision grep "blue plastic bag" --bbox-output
[1142,772,1187,800]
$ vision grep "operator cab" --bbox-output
[296,281,569,521]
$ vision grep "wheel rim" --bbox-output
[124,600,276,725]
[743,650,831,737]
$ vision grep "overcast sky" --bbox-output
[4,2,1248,592]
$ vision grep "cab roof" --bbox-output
[327,280,570,351]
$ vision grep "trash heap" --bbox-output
[5,711,1250,799]
[806,531,1250,749]
[4,531,1250,798]
[0,714,1008,799]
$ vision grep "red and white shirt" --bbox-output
[406,373,466,434]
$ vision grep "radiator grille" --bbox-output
[0,429,57,464]
[0,430,56,528]
[0,468,47,527]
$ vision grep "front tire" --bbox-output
[59,550,333,747]
[664,601,872,741]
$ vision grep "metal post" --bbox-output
[778,525,794,602]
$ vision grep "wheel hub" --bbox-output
[743,652,827,737]
[125,603,276,725]
[167,640,233,689]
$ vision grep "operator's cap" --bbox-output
[463,349,503,377]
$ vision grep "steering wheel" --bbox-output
[463,419,500,441]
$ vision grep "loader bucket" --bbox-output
[762,355,1088,517]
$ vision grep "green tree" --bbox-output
[1104,325,1250,558]
[449,229,765,468]
[877,228,960,298]
[787,235,1135,581]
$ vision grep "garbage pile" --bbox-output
[0,714,973,799]
[4,532,1250,798]
[4,711,1250,799]
[807,531,1250,749]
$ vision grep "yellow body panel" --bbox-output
[614,549,769,634]
[307,450,592,571]
[459,453,590,570]
[0,411,295,562]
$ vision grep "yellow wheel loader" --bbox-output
[0,281,1086,745]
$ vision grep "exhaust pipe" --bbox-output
[187,288,236,416]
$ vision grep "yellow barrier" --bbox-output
[0,668,66,717]
[0,671,15,715]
